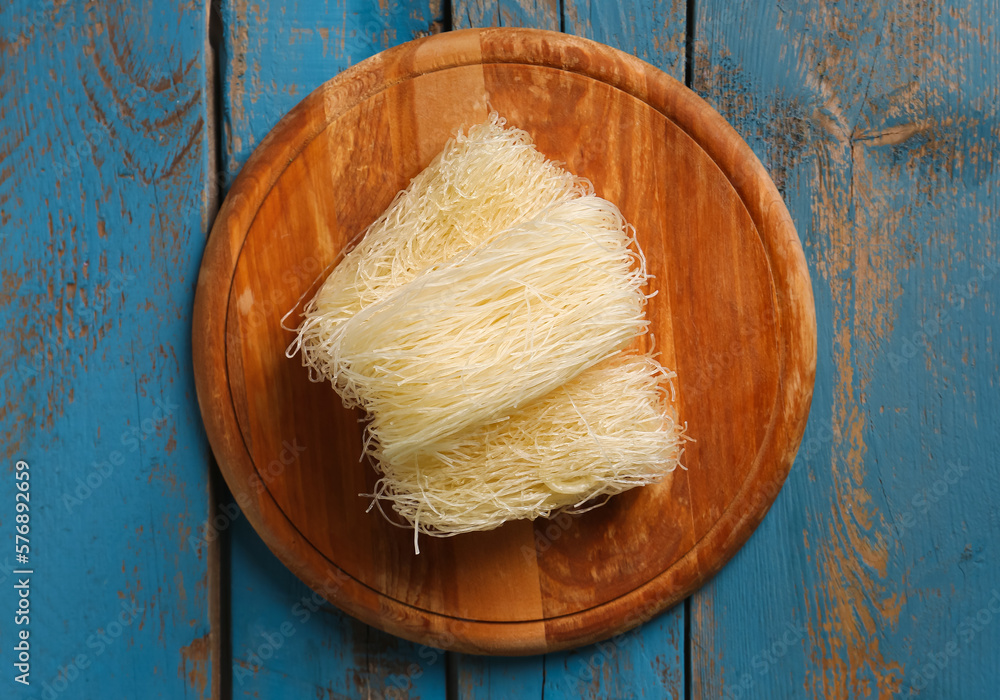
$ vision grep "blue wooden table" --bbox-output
[3,1,998,698]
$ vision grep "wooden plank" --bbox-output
[563,0,686,78]
[219,0,447,191]
[448,2,689,697]
[454,612,685,699]
[230,517,450,698]
[542,606,685,699]
[691,1,1000,697]
[454,0,559,31]
[217,1,450,696]
[0,1,216,698]
[453,600,685,699]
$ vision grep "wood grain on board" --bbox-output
[194,26,815,657]
[1,1,216,698]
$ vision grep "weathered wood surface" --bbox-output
[1,1,216,698]
[8,0,998,697]
[690,1,1000,699]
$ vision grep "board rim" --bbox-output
[192,27,817,655]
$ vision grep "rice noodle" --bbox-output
[288,112,686,548]
[367,354,686,537]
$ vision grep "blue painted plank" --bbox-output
[448,2,688,697]
[542,606,685,700]
[229,517,449,699]
[563,0,686,78]
[453,654,544,699]
[219,0,446,192]
[453,0,559,31]
[218,1,451,696]
[1,0,216,698]
[691,1,1000,698]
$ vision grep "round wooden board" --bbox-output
[193,28,816,655]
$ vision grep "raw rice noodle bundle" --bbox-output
[317,197,649,462]
[369,354,686,537]
[296,112,590,341]
[289,112,687,549]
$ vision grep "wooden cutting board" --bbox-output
[192,28,816,655]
